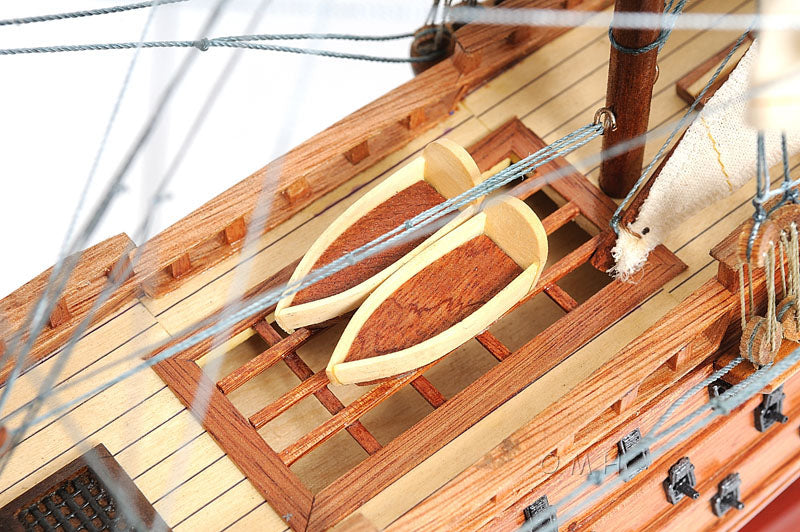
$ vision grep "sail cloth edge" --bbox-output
[611,40,800,280]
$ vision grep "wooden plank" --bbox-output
[250,372,330,429]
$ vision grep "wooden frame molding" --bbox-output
[149,119,685,531]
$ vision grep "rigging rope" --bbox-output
[0,0,188,26]
[0,34,440,63]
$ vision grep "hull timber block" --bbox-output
[344,140,370,165]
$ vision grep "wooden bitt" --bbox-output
[47,296,72,329]
[327,196,548,385]
[599,0,664,198]
[400,108,427,130]
[169,252,192,279]
[740,316,783,367]
[223,216,247,245]
[344,140,370,165]
[275,139,483,333]
[282,178,313,205]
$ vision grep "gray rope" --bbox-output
[0,0,188,26]
[215,31,414,42]
[0,34,438,63]
[610,28,752,235]
[607,0,687,55]
[6,123,604,432]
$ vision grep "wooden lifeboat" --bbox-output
[274,139,484,332]
[326,195,548,385]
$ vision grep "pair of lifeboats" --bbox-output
[275,139,548,385]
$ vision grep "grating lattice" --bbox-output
[16,468,131,532]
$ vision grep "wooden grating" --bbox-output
[0,444,168,532]
[148,118,685,531]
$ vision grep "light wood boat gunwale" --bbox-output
[327,196,548,385]
[274,139,483,333]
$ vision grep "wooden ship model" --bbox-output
[2,0,800,531]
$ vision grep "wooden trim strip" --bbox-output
[475,331,512,361]
[543,283,579,312]
[249,372,330,429]
[216,328,313,395]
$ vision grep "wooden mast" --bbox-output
[599,0,664,198]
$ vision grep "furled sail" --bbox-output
[612,40,800,280]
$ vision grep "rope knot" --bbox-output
[194,38,210,51]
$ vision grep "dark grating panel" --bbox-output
[0,444,169,532]
[17,468,129,532]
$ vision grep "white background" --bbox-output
[0,0,431,298]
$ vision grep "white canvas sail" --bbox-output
[612,40,800,280]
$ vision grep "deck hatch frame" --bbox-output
[149,118,685,531]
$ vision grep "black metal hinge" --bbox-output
[663,457,700,505]
[617,428,650,481]
[522,495,557,532]
[755,386,789,432]
[710,473,745,517]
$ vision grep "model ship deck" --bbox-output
[0,0,783,530]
